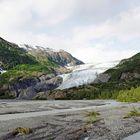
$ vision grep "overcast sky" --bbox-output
[0,0,140,63]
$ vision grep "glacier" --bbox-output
[57,61,119,90]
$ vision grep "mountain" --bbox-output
[0,37,83,99]
[19,44,84,67]
[0,37,37,69]
[38,53,140,100]
[0,37,59,84]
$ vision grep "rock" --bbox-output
[0,65,71,99]
[120,72,140,80]
[93,74,111,83]
[0,74,63,99]
[39,74,56,81]
[16,76,63,99]
[47,90,67,100]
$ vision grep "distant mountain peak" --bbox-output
[19,44,61,53]
[19,44,84,67]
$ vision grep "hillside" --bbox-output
[0,38,37,69]
[105,52,140,81]
[0,37,59,83]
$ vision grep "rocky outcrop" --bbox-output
[2,66,71,99]
[7,74,63,99]
[0,66,71,99]
[45,49,84,66]
[93,73,111,83]
[120,72,140,80]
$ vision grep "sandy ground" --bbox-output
[0,100,140,140]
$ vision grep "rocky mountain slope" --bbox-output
[105,52,140,81]
[0,37,83,99]
[19,44,84,67]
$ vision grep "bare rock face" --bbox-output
[44,49,84,66]
[35,90,66,100]
[10,75,63,99]
[93,74,111,83]
[120,72,140,80]
[0,74,63,99]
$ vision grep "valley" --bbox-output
[0,37,140,140]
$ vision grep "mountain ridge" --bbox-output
[19,44,84,67]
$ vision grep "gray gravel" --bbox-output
[0,100,140,140]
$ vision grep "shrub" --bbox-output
[123,106,140,119]
[117,87,140,102]
[12,127,32,136]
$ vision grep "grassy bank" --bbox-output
[117,86,140,102]
[0,62,57,85]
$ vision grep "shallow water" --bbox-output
[123,132,140,140]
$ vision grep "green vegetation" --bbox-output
[0,94,15,99]
[123,106,140,119]
[0,63,56,84]
[12,127,32,136]
[117,87,140,102]
[0,38,58,86]
[49,80,140,100]
[85,111,100,117]
[105,53,140,81]
[85,111,102,124]
[0,38,37,69]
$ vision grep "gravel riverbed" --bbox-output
[0,100,140,140]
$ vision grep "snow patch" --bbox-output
[0,68,7,74]
[18,44,61,52]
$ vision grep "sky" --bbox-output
[0,0,140,63]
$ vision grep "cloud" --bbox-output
[0,0,140,63]
[64,7,140,62]
[72,6,140,42]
